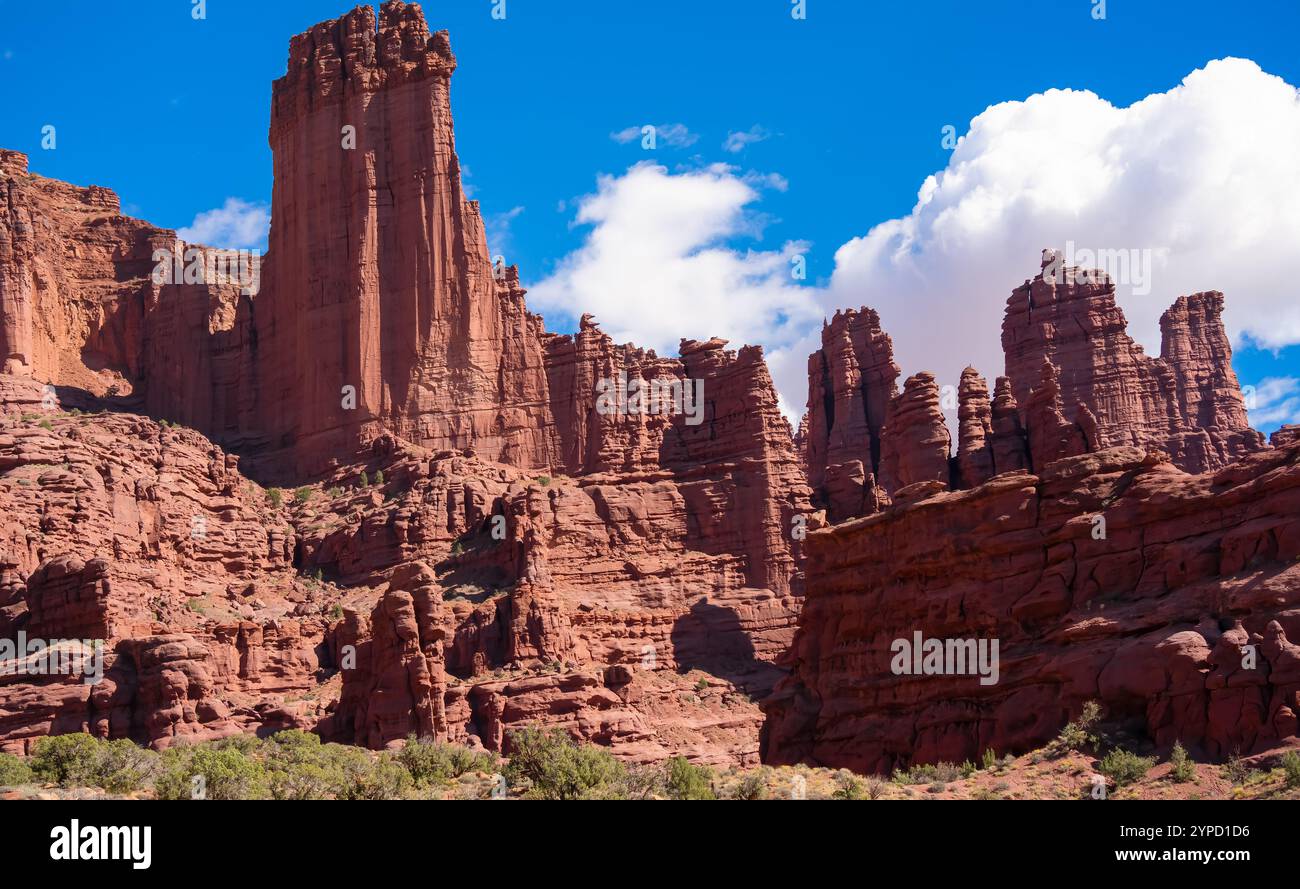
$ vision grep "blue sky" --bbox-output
[1,0,1297,430]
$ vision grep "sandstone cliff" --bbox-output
[764,441,1300,772]
[0,2,809,765]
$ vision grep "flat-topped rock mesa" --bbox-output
[800,250,1267,521]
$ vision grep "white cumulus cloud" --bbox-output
[176,197,270,251]
[825,57,1300,405]
[534,59,1300,428]
[526,161,821,417]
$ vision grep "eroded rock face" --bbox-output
[803,252,1269,524]
[1003,254,1266,474]
[763,442,1300,773]
[0,1,811,768]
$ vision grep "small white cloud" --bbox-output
[723,125,770,153]
[1246,376,1300,428]
[610,123,698,148]
[743,170,789,192]
[176,198,269,251]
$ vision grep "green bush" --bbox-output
[503,727,626,800]
[831,769,865,800]
[1057,700,1103,752]
[294,486,313,504]
[893,761,962,785]
[536,476,551,487]
[981,747,997,770]
[1169,742,1196,783]
[358,470,369,487]
[1282,751,1300,789]
[263,730,359,800]
[31,734,103,787]
[336,751,412,800]
[729,771,769,800]
[30,735,157,792]
[397,735,496,788]
[1098,748,1155,788]
[155,744,270,800]
[664,756,715,800]
[95,739,159,793]
[266,488,283,508]
[0,752,33,786]
[374,470,384,486]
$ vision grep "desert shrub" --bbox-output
[0,752,33,786]
[503,727,626,800]
[664,756,715,800]
[398,735,496,788]
[336,751,413,800]
[30,734,103,787]
[1169,742,1196,783]
[263,730,365,800]
[154,743,269,800]
[1098,748,1155,788]
[1282,751,1300,789]
[266,488,283,508]
[95,739,160,793]
[358,470,369,487]
[614,763,664,800]
[1056,700,1103,752]
[294,486,313,504]
[1222,754,1250,785]
[831,769,865,800]
[893,761,961,784]
[328,603,344,620]
[374,470,384,486]
[729,771,769,800]
[536,476,551,487]
[981,747,997,770]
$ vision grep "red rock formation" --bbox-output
[802,308,899,520]
[877,372,951,495]
[955,368,995,488]
[763,441,1300,772]
[1003,251,1266,473]
[0,3,814,766]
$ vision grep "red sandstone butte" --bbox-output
[0,2,809,765]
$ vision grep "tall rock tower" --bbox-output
[255,2,557,476]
